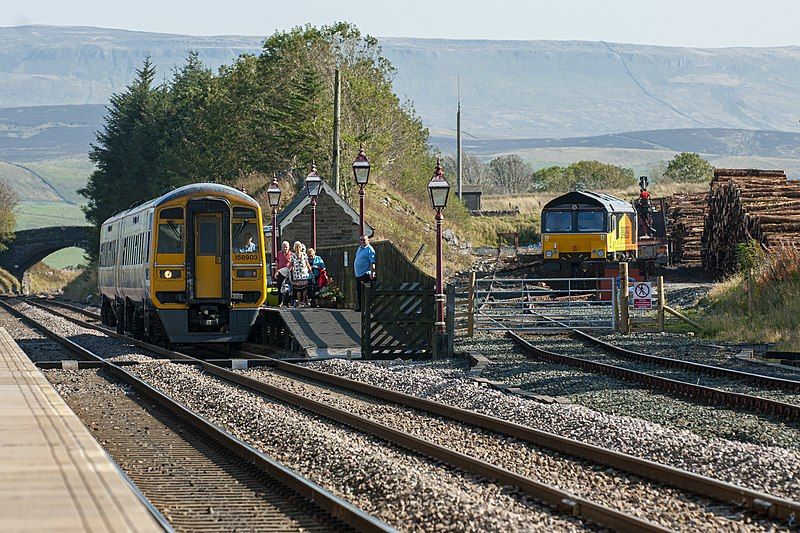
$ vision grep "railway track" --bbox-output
[508,330,800,419]
[0,298,392,533]
[20,297,800,529]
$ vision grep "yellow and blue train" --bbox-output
[98,183,267,344]
[540,190,667,277]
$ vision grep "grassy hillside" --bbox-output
[0,161,66,202]
[15,202,87,229]
[24,157,95,203]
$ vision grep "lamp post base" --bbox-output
[432,331,450,359]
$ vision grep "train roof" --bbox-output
[102,183,259,225]
[543,190,634,213]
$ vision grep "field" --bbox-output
[23,157,95,204]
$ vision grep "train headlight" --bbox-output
[595,249,606,258]
[236,269,259,278]
[160,269,181,279]
[545,250,553,258]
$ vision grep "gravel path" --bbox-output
[479,334,800,451]
[128,361,584,532]
[240,367,782,531]
[305,355,800,506]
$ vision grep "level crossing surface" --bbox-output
[267,307,361,357]
[0,327,161,532]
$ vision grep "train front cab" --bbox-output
[152,190,265,344]
[540,190,638,279]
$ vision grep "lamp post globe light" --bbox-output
[267,174,282,280]
[428,157,451,351]
[306,162,323,250]
[352,145,370,236]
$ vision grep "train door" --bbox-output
[194,213,223,298]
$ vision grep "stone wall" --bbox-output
[280,190,362,250]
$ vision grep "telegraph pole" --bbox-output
[456,98,462,201]
[332,67,341,194]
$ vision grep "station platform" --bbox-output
[0,328,161,532]
[262,307,361,357]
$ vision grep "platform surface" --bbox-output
[0,328,161,532]
[273,307,361,357]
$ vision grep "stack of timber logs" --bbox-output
[701,169,800,276]
[666,192,707,263]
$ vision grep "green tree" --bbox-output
[664,152,713,183]
[79,58,170,226]
[0,179,18,251]
[533,161,635,191]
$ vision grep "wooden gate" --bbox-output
[362,281,435,359]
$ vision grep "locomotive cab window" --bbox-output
[543,211,573,232]
[233,220,259,253]
[157,208,184,254]
[577,210,606,232]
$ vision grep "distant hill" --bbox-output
[381,38,800,138]
[0,104,104,161]
[431,128,800,159]
[0,25,262,108]
[2,26,800,139]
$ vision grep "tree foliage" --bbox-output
[533,161,635,191]
[79,23,434,226]
[664,152,713,183]
[0,179,18,251]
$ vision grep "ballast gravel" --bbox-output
[241,368,780,531]
[305,355,800,505]
[597,331,800,382]
[8,301,161,363]
[487,334,800,451]
[125,361,590,532]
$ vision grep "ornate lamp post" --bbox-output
[352,145,371,236]
[305,162,323,250]
[267,174,282,280]
[427,157,451,342]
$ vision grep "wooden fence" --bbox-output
[316,240,435,309]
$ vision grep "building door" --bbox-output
[194,213,222,298]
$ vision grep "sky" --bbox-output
[3,0,800,48]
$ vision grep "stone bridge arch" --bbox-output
[0,226,95,281]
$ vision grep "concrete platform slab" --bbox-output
[0,327,162,532]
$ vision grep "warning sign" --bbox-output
[631,282,653,309]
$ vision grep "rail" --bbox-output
[507,330,800,420]
[572,328,800,392]
[30,297,800,523]
[21,299,677,532]
[0,298,394,533]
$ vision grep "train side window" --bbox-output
[615,214,621,239]
[158,222,183,254]
[145,231,151,262]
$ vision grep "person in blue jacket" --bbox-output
[353,235,376,312]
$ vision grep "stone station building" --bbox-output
[265,181,374,252]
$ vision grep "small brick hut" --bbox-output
[266,181,374,250]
